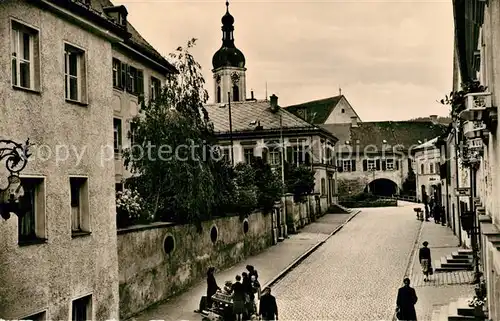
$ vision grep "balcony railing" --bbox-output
[459,92,497,132]
[464,120,488,139]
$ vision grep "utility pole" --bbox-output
[227,92,234,165]
[280,111,287,240]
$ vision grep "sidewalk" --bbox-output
[405,219,474,320]
[128,211,360,321]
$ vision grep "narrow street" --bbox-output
[271,203,421,320]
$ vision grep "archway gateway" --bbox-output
[364,178,398,197]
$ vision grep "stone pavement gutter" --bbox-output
[263,209,362,289]
[391,219,424,321]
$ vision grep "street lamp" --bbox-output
[0,139,31,220]
[227,92,234,165]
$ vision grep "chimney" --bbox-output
[429,115,438,124]
[351,116,358,127]
[270,94,279,112]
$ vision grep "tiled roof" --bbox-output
[91,0,176,73]
[285,95,343,124]
[320,123,351,144]
[205,100,316,133]
[321,121,447,151]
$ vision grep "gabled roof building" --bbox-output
[285,87,448,198]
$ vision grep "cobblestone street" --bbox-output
[128,213,355,321]
[271,203,422,320]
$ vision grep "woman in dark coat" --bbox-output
[433,203,441,224]
[206,267,220,308]
[396,278,418,321]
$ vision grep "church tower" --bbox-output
[212,1,246,103]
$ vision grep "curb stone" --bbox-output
[392,218,424,321]
[262,210,362,289]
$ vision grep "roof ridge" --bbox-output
[285,95,342,108]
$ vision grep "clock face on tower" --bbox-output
[231,72,240,84]
[215,75,221,84]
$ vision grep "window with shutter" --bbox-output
[395,160,400,170]
[337,160,343,172]
[363,159,368,171]
[382,160,387,171]
[351,160,356,172]
[112,58,121,88]
[305,151,311,165]
[127,66,137,93]
[136,70,144,95]
[120,62,127,90]
[375,159,381,171]
[286,146,293,164]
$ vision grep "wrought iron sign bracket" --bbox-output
[0,139,31,220]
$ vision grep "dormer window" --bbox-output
[103,5,128,28]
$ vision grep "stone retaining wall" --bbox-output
[117,212,272,319]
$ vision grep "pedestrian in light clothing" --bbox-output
[419,241,432,282]
[396,278,418,321]
[423,193,429,221]
[259,287,278,321]
[428,197,434,219]
[251,274,261,300]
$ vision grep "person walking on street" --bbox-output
[259,287,278,321]
[206,267,221,308]
[419,241,432,282]
[231,275,246,321]
[433,203,441,224]
[242,272,254,316]
[396,278,418,321]
[428,196,434,219]
[441,205,447,226]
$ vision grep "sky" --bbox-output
[114,0,455,121]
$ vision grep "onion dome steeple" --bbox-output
[212,1,246,70]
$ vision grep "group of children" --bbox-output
[206,264,278,320]
[222,265,261,319]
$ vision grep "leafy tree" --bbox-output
[282,162,315,202]
[123,39,220,229]
[252,157,283,214]
[233,163,258,217]
[210,160,237,216]
[440,80,487,118]
[402,167,416,196]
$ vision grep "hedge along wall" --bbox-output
[117,212,273,319]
